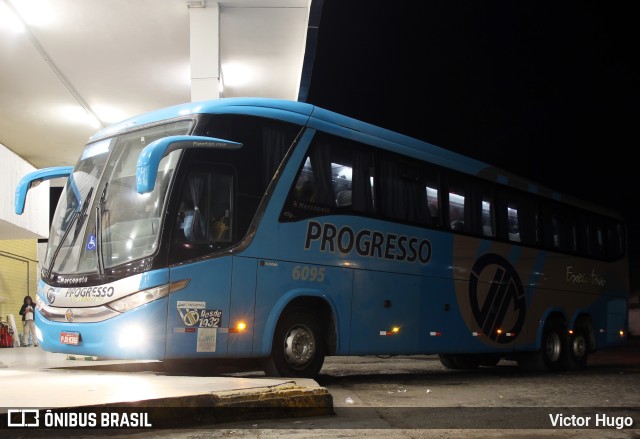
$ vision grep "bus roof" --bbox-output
[88,97,623,221]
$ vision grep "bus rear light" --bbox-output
[472,331,483,336]
[429,331,442,336]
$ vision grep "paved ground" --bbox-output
[0,347,333,430]
[0,337,637,437]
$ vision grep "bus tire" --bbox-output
[561,321,591,371]
[479,354,501,367]
[439,354,480,370]
[518,317,566,372]
[262,308,325,378]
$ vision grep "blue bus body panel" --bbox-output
[164,257,233,359]
[253,259,351,357]
[228,257,258,357]
[90,98,314,142]
[34,269,171,359]
[35,297,168,359]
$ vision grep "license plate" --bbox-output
[60,332,80,345]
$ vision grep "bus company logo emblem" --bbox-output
[178,309,200,326]
[65,308,74,322]
[468,254,526,343]
[47,289,56,304]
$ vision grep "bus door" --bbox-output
[350,270,422,355]
[164,167,237,358]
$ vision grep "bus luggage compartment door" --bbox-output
[350,270,421,355]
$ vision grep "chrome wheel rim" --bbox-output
[283,325,315,369]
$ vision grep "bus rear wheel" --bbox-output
[262,309,325,378]
[518,317,566,372]
[561,322,591,370]
[439,354,480,370]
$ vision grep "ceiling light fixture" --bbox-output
[221,62,254,87]
[0,0,24,32]
[187,0,206,8]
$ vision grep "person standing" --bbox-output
[19,296,38,347]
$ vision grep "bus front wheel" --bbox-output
[263,309,326,378]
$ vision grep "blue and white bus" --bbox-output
[16,98,628,377]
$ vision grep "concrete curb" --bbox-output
[55,383,335,428]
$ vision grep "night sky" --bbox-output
[302,1,639,286]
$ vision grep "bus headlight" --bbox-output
[107,284,169,313]
[118,325,147,348]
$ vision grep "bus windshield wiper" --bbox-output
[74,187,94,239]
[95,183,108,275]
[46,187,94,277]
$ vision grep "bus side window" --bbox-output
[426,185,439,226]
[448,187,466,232]
[336,189,352,207]
[177,173,208,242]
[178,199,205,242]
[481,194,495,237]
[175,168,233,244]
[379,157,435,226]
[282,132,375,220]
[507,202,520,242]
[294,158,318,203]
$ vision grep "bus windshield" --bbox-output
[44,120,192,275]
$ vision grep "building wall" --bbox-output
[0,240,38,337]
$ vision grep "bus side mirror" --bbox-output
[136,135,242,194]
[15,166,74,215]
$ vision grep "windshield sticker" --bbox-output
[86,234,96,251]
